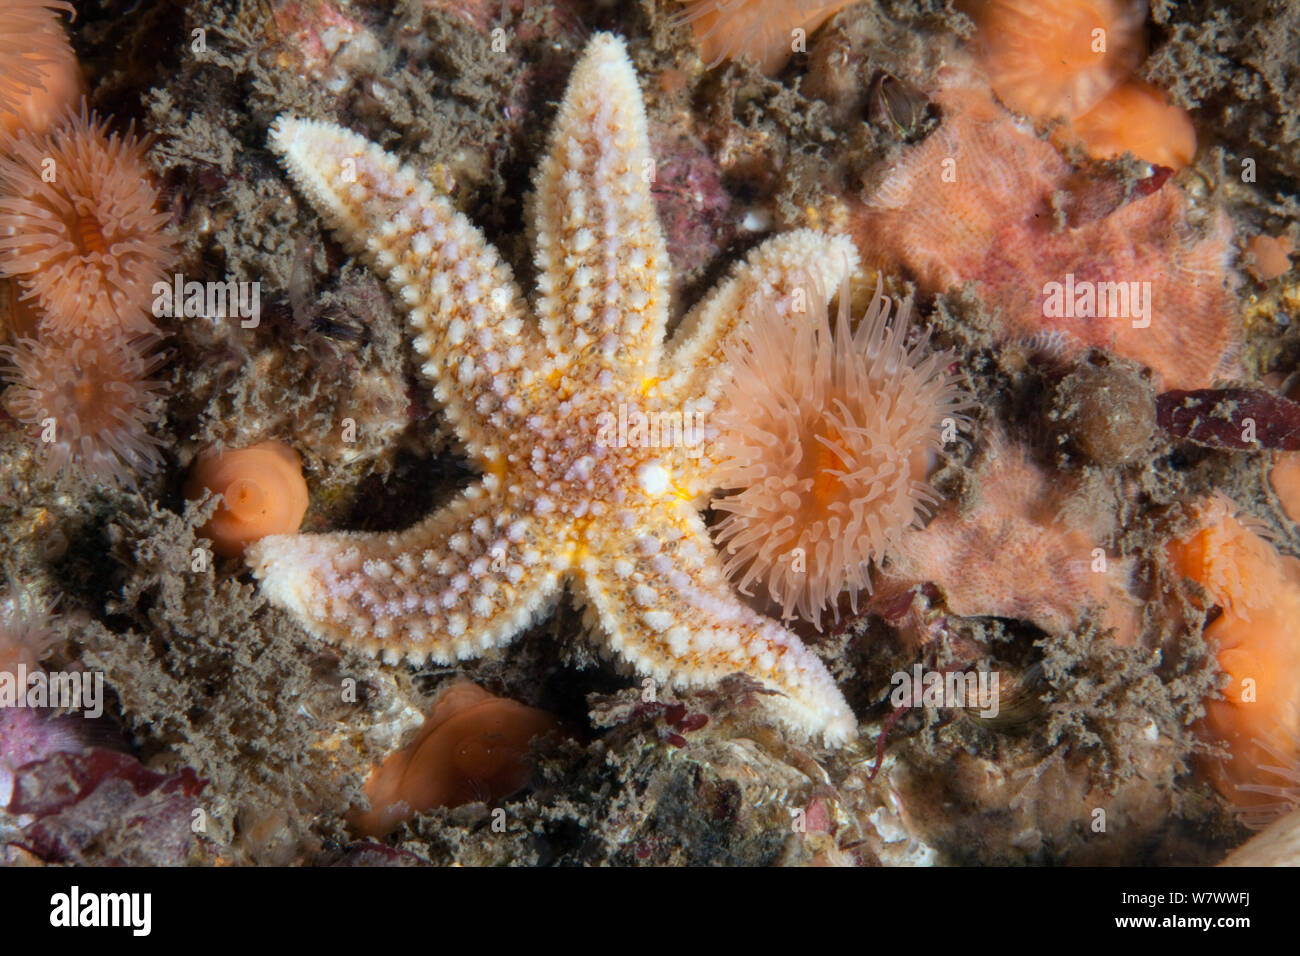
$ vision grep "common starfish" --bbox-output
[249,33,856,744]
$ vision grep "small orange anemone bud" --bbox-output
[1064,81,1197,169]
[1245,233,1294,283]
[710,275,967,629]
[0,105,173,338]
[1167,497,1300,822]
[186,441,309,557]
[963,0,1145,121]
[350,682,560,838]
[1,329,166,486]
[0,1,82,137]
[671,0,853,74]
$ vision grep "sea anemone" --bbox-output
[0,576,78,815]
[1166,496,1281,617]
[0,104,173,338]
[0,1,81,137]
[1063,80,1197,169]
[1166,496,1300,816]
[709,273,966,629]
[1233,728,1300,830]
[185,441,310,558]
[1,329,167,486]
[1221,808,1300,865]
[0,575,57,672]
[962,0,1145,121]
[671,0,852,74]
[350,682,560,837]
[1,275,41,340]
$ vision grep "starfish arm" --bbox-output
[268,116,544,465]
[246,478,570,665]
[575,504,856,745]
[531,33,671,386]
[660,230,858,406]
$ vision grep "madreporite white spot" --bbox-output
[637,462,669,496]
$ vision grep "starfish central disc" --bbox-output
[507,393,672,527]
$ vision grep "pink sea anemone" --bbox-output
[1061,80,1197,170]
[1234,728,1300,831]
[671,0,852,74]
[0,105,173,338]
[962,0,1145,121]
[709,273,967,629]
[1,330,166,485]
[0,577,58,672]
[0,0,81,137]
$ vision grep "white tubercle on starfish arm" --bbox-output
[245,480,570,665]
[661,229,860,407]
[530,32,671,386]
[268,115,546,461]
[576,509,856,746]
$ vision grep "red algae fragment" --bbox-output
[1157,388,1300,450]
[1166,499,1300,820]
[850,80,1240,391]
[350,682,559,838]
[8,749,206,866]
